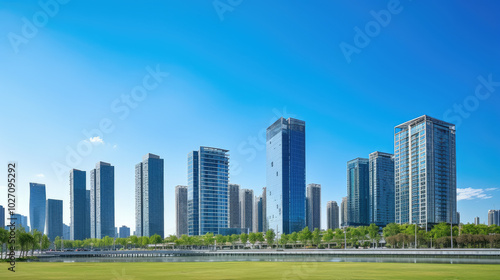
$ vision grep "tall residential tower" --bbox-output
[90,161,115,239]
[368,152,395,227]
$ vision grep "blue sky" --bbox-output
[1,0,499,235]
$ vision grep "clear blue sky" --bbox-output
[1,1,499,235]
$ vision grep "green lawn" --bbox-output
[1,262,498,279]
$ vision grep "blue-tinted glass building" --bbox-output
[85,190,90,239]
[266,117,306,235]
[135,153,164,238]
[90,162,115,239]
[10,214,29,232]
[119,225,131,238]
[29,183,46,234]
[369,152,395,227]
[395,115,457,228]
[0,205,4,229]
[188,147,229,236]
[347,158,369,226]
[46,199,63,241]
[70,169,86,240]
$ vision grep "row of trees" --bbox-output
[0,227,50,259]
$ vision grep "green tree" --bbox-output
[323,229,334,249]
[141,236,150,249]
[265,229,276,248]
[299,227,312,247]
[248,232,257,247]
[54,236,62,251]
[279,233,288,248]
[41,235,50,250]
[129,235,139,248]
[289,232,298,249]
[230,234,239,249]
[383,223,401,238]
[368,224,379,248]
[204,232,215,246]
[240,233,249,246]
[150,234,163,250]
[0,228,9,259]
[312,228,321,248]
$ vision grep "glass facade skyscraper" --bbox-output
[46,199,63,241]
[0,205,4,229]
[306,183,321,230]
[85,190,90,239]
[70,169,86,240]
[29,183,46,234]
[175,185,188,237]
[395,115,457,228]
[11,214,29,232]
[90,161,115,239]
[369,152,395,227]
[135,153,164,238]
[341,196,347,227]
[347,158,369,226]
[326,201,339,230]
[229,184,241,229]
[488,210,500,226]
[188,147,229,235]
[266,117,306,235]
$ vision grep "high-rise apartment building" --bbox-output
[240,189,254,231]
[369,152,395,227]
[267,117,306,235]
[188,147,229,235]
[90,161,115,239]
[229,184,241,228]
[306,183,321,230]
[347,158,369,226]
[119,226,131,238]
[29,183,46,234]
[341,196,347,228]
[175,185,188,237]
[474,216,480,225]
[395,115,457,228]
[70,169,86,240]
[46,199,63,241]
[85,190,90,239]
[135,153,164,238]
[488,210,500,226]
[326,201,339,230]
[10,214,29,232]
[0,205,4,229]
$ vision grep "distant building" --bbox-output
[341,196,348,228]
[474,216,480,225]
[119,226,130,238]
[11,214,29,232]
[347,158,369,226]
[326,201,339,230]
[70,169,86,240]
[63,224,70,240]
[240,189,254,232]
[267,117,306,235]
[175,185,188,237]
[457,212,460,224]
[369,152,395,227]
[306,184,321,230]
[188,147,229,236]
[0,205,4,229]
[90,161,115,239]
[229,184,241,229]
[253,189,266,233]
[488,210,500,226]
[395,115,457,228]
[46,199,63,241]
[135,153,165,238]
[30,183,46,234]
[85,190,91,240]
[219,228,249,236]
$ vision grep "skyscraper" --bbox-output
[175,185,188,237]
[347,158,369,226]
[341,196,348,228]
[261,187,267,232]
[29,183,46,234]
[119,226,131,238]
[63,224,70,240]
[135,153,164,238]
[85,190,90,240]
[0,205,4,229]
[369,152,395,227]
[395,115,457,228]
[306,183,321,230]
[267,117,306,235]
[326,201,339,230]
[188,147,229,235]
[240,189,254,232]
[488,210,499,226]
[70,169,86,240]
[46,199,63,241]
[253,195,261,233]
[90,161,115,239]
[229,184,241,229]
[474,216,480,225]
[11,214,29,232]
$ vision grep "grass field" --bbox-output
[1,262,499,279]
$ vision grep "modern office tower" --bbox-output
[85,190,90,239]
[11,214,29,232]
[135,153,165,238]
[488,210,500,226]
[175,185,188,237]
[341,196,348,227]
[253,196,260,233]
[188,147,229,235]
[90,161,115,239]
[474,216,480,225]
[115,227,118,238]
[267,117,306,235]
[119,226,131,238]
[368,152,395,227]
[306,184,321,230]
[46,199,63,241]
[326,201,339,230]
[240,189,254,231]
[347,158,369,226]
[70,169,86,240]
[63,224,70,240]
[29,183,46,234]
[229,184,241,229]
[253,188,266,233]
[0,205,4,229]
[395,115,457,228]
[457,212,460,224]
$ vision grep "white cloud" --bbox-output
[89,136,104,144]
[35,173,45,178]
[113,144,118,149]
[457,187,496,201]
